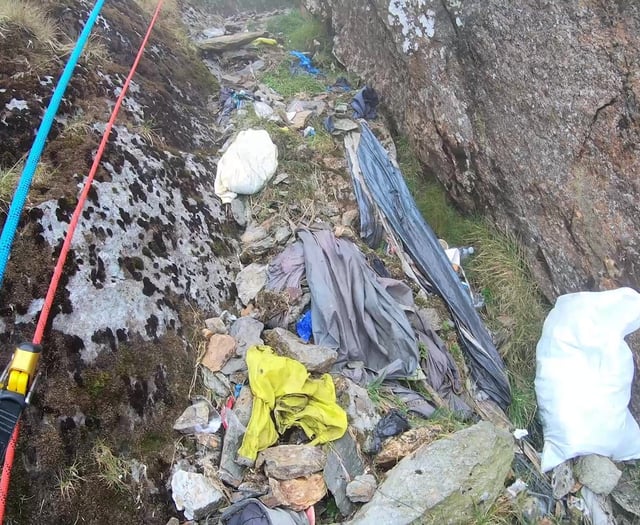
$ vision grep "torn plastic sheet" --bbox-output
[345,123,511,408]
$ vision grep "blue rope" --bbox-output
[0,0,106,287]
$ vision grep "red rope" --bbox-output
[0,1,164,520]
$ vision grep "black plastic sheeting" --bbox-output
[348,122,511,409]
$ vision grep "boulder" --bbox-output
[346,474,377,503]
[347,421,514,524]
[171,470,224,520]
[257,445,327,480]
[306,0,640,300]
[197,31,267,53]
[201,368,232,398]
[235,264,268,306]
[264,328,337,373]
[201,334,237,372]
[574,455,622,496]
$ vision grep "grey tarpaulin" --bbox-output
[346,123,511,408]
[267,229,419,380]
[220,498,309,525]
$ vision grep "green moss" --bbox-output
[262,62,326,98]
[266,10,330,53]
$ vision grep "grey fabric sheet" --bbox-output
[266,229,470,414]
[220,498,309,525]
[297,229,418,380]
[346,123,511,409]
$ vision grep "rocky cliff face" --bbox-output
[306,0,640,299]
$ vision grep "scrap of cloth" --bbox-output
[346,122,511,409]
[237,345,347,463]
[268,229,420,381]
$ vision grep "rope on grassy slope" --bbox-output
[0,1,165,520]
[0,0,106,287]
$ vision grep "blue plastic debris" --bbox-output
[296,310,313,343]
[290,50,320,75]
[303,126,316,138]
[233,383,243,398]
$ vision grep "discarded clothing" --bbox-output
[290,51,319,75]
[535,288,640,472]
[221,498,309,525]
[351,86,378,119]
[372,410,409,453]
[297,229,419,380]
[238,345,347,463]
[218,87,253,125]
[215,129,278,203]
[328,76,352,92]
[345,123,511,408]
[296,310,312,343]
[252,37,278,46]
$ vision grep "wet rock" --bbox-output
[264,328,337,373]
[201,368,232,398]
[205,317,227,335]
[267,473,327,512]
[574,455,621,496]
[374,425,444,469]
[346,474,377,503]
[174,401,209,434]
[324,431,366,516]
[335,377,381,454]
[171,470,224,520]
[236,263,268,306]
[257,445,327,480]
[197,31,267,53]
[202,334,237,372]
[229,316,264,357]
[166,518,180,525]
[347,421,514,524]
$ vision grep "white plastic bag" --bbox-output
[214,129,278,203]
[535,287,640,472]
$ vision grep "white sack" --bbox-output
[214,129,278,203]
[535,287,640,472]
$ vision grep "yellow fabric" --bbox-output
[238,345,348,462]
[251,37,278,46]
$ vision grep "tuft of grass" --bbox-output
[266,11,329,53]
[262,62,326,98]
[0,0,59,49]
[0,159,22,212]
[55,460,86,502]
[93,441,131,493]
